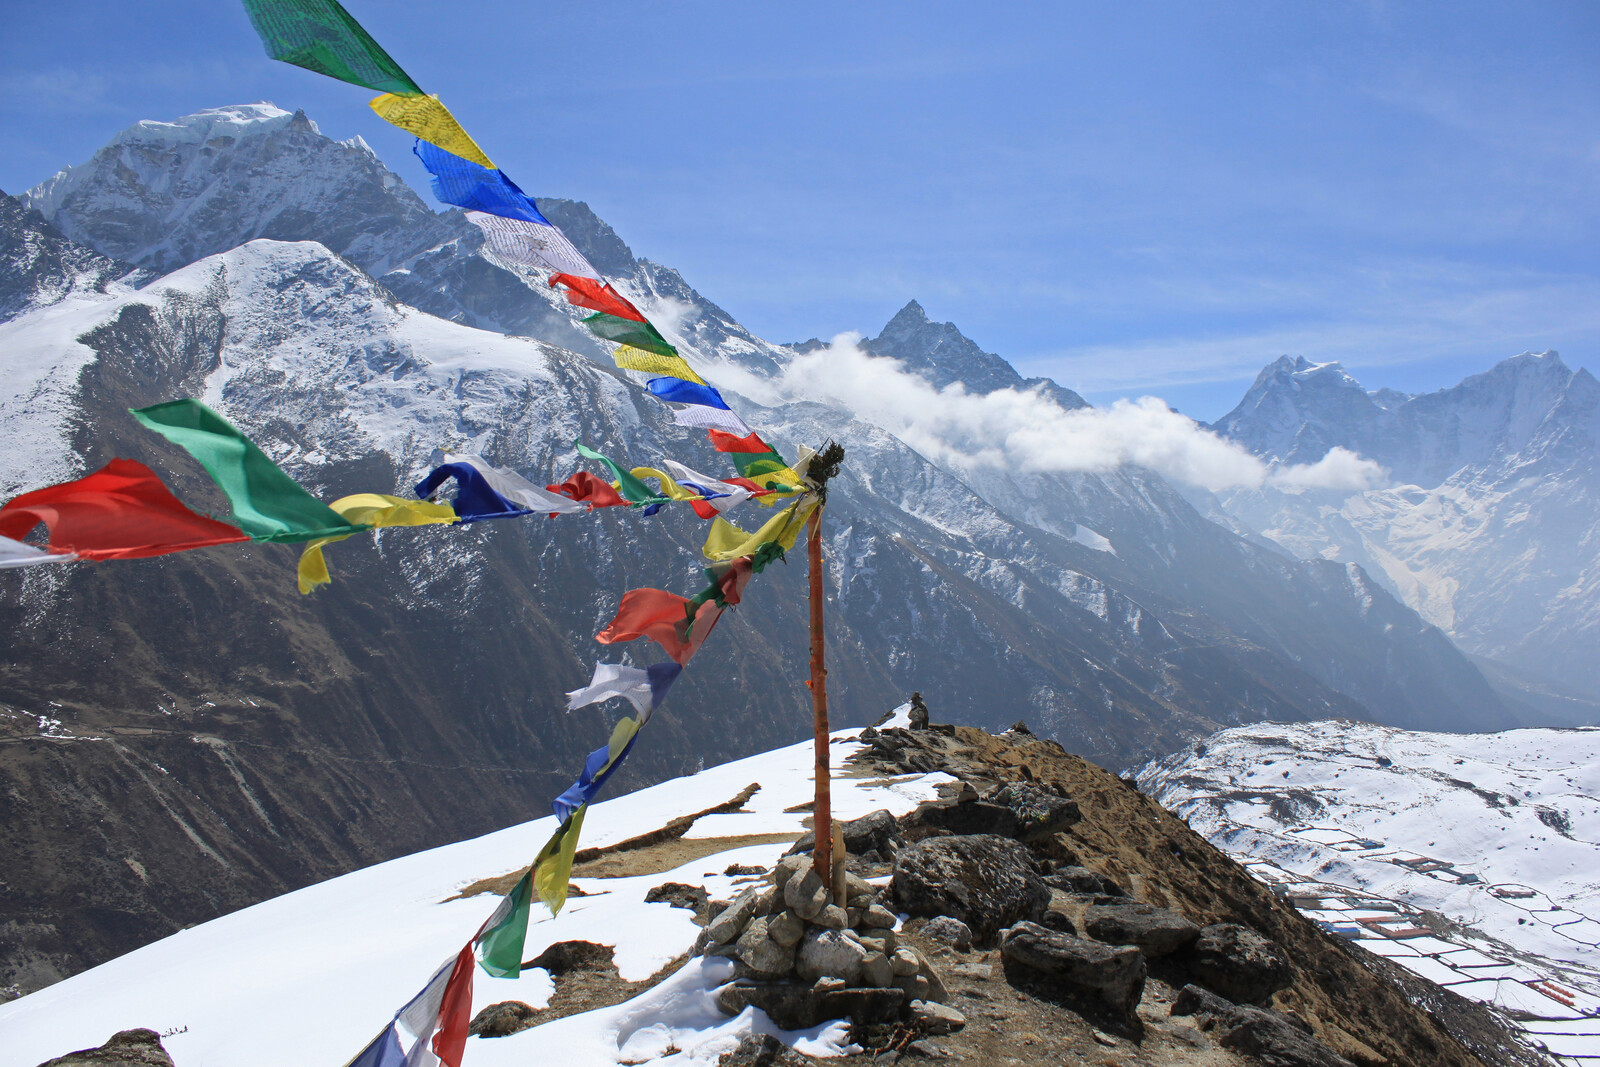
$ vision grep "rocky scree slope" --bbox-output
[0,104,1513,996]
[797,719,1532,1067]
[1211,353,1600,706]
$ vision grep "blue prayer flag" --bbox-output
[646,377,732,410]
[413,140,550,225]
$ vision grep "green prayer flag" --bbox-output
[240,0,422,96]
[574,442,666,507]
[130,399,368,543]
[532,807,587,916]
[583,314,678,358]
[476,869,533,978]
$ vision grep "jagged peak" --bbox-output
[110,103,306,148]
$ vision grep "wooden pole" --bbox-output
[806,503,832,884]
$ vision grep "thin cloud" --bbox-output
[711,334,1387,493]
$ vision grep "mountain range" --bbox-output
[0,102,1547,997]
[1211,353,1600,715]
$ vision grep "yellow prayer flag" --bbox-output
[628,467,699,502]
[702,497,816,562]
[533,806,587,916]
[296,493,456,594]
[368,92,494,169]
[611,345,707,386]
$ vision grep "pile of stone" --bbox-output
[703,852,961,1034]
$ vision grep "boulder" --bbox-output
[35,1030,175,1067]
[1040,910,1077,935]
[786,809,904,859]
[797,928,869,985]
[1082,902,1199,957]
[1044,866,1126,897]
[716,1033,809,1067]
[645,882,709,913]
[1181,923,1292,1004]
[860,904,898,929]
[1001,921,1146,1017]
[900,799,1019,839]
[1171,985,1353,1067]
[736,917,796,977]
[716,984,818,1031]
[892,835,1048,942]
[469,1000,540,1037]
[817,987,906,1025]
[909,999,966,1035]
[706,888,761,945]
[780,857,831,921]
[861,950,896,988]
[767,909,805,948]
[892,948,920,976]
[813,904,849,929]
[988,782,1081,836]
[919,916,974,950]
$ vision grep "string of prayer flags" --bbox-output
[0,535,75,569]
[130,400,367,543]
[474,870,533,979]
[239,0,421,96]
[0,459,250,560]
[564,661,682,718]
[707,430,803,492]
[297,493,457,595]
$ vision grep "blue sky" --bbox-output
[3,1,1596,420]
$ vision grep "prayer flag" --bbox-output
[573,442,666,507]
[395,957,454,1058]
[414,143,544,224]
[240,0,421,96]
[433,453,589,515]
[584,314,677,357]
[532,807,587,915]
[0,459,249,560]
[611,345,707,386]
[0,535,75,569]
[345,1022,406,1067]
[565,661,681,719]
[298,494,457,595]
[371,94,493,169]
[547,471,627,510]
[646,377,730,410]
[707,429,772,454]
[131,400,366,543]
[430,942,475,1067]
[596,588,723,665]
[550,276,647,322]
[466,212,598,280]
[475,870,532,979]
[703,497,816,567]
[552,715,641,823]
[415,462,525,521]
[669,403,753,437]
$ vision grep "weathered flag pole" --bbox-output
[803,442,846,886]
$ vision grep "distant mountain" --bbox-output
[0,104,1517,996]
[1211,353,1600,705]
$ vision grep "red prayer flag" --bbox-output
[548,471,628,510]
[431,942,475,1067]
[0,458,249,560]
[596,588,723,665]
[707,429,773,454]
[549,274,647,322]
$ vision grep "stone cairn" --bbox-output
[700,849,959,1034]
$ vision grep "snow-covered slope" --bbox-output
[1213,353,1600,703]
[0,713,953,1067]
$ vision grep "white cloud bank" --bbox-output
[713,333,1385,493]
